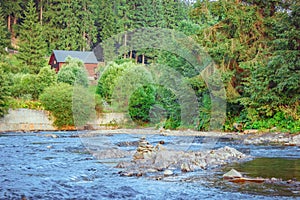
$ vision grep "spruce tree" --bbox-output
[93,0,118,42]
[0,0,23,47]
[43,0,96,51]
[16,0,47,74]
[243,3,300,114]
[0,69,10,118]
[0,7,10,55]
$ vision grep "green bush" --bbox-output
[10,67,57,100]
[37,66,57,91]
[10,73,38,100]
[155,86,181,129]
[57,57,89,87]
[9,99,43,110]
[40,83,94,128]
[40,83,74,127]
[72,86,95,127]
[128,84,182,129]
[129,85,156,123]
[96,61,137,103]
[0,69,10,117]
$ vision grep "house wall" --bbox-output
[58,62,64,72]
[84,63,98,79]
[51,61,98,79]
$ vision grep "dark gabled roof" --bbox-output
[52,50,98,64]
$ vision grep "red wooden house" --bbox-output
[48,50,99,79]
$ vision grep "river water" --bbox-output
[0,131,299,199]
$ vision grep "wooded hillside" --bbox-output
[0,0,299,132]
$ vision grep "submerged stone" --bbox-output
[164,169,174,176]
[223,169,243,179]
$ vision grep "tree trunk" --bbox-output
[82,2,87,51]
[7,15,11,31]
[123,33,127,59]
[40,0,43,25]
[142,54,145,64]
[135,54,138,63]
[11,16,17,48]
[129,50,132,59]
[82,31,86,51]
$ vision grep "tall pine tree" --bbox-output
[0,0,24,48]
[0,7,10,55]
[16,0,47,74]
[43,0,96,51]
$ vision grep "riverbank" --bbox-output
[1,109,299,147]
[81,128,300,146]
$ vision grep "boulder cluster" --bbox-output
[244,133,300,146]
[117,137,250,177]
[133,137,155,160]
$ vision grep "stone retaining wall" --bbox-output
[0,109,55,132]
[87,113,128,129]
[0,109,127,132]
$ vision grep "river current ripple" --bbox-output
[0,131,299,199]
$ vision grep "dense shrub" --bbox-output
[40,83,94,128]
[57,57,89,87]
[9,98,43,110]
[155,86,181,129]
[0,69,10,117]
[37,66,57,90]
[128,85,156,123]
[10,73,39,100]
[10,67,57,100]
[96,61,136,103]
[128,84,182,129]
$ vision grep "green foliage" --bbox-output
[40,83,74,127]
[191,0,300,132]
[129,85,156,123]
[191,0,265,100]
[57,57,89,87]
[40,83,94,128]
[43,0,96,51]
[72,85,95,127]
[16,0,47,74]
[10,73,39,100]
[155,86,181,129]
[9,99,43,110]
[156,51,198,78]
[93,0,118,42]
[0,55,25,74]
[247,112,300,133]
[239,3,300,126]
[0,0,299,132]
[196,93,211,131]
[0,69,10,117]
[37,66,57,90]
[0,7,10,55]
[96,61,137,103]
[128,84,182,129]
[10,67,56,100]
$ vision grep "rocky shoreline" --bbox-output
[91,136,251,178]
[81,128,300,146]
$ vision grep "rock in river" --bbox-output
[223,169,243,179]
[164,169,174,176]
[116,137,250,177]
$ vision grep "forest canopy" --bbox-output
[0,0,299,132]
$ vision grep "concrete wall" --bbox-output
[0,109,55,132]
[87,113,128,129]
[0,109,127,132]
